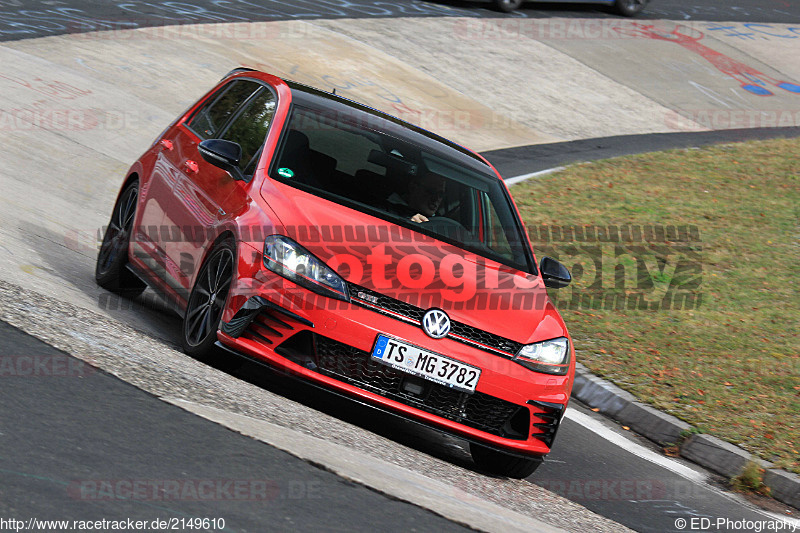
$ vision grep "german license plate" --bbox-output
[371,334,481,393]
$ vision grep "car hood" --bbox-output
[261,181,567,345]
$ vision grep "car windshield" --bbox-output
[269,103,532,272]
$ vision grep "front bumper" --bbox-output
[218,268,572,458]
[218,243,575,457]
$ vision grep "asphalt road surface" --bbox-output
[0,320,471,533]
[1,1,798,532]
[2,0,800,41]
[539,410,781,533]
[1,317,786,533]
[483,127,800,177]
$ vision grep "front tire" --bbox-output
[614,0,647,16]
[95,181,146,297]
[493,0,523,13]
[470,443,543,479]
[182,241,235,358]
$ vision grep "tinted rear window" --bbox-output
[187,80,260,139]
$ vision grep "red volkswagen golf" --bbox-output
[96,68,574,478]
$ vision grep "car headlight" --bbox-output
[514,337,570,375]
[263,235,349,301]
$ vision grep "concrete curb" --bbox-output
[571,363,800,510]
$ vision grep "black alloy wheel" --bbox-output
[182,241,235,357]
[95,181,146,296]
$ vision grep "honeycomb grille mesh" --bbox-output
[314,335,527,439]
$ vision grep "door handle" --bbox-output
[160,139,174,151]
[184,160,199,174]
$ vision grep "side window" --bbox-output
[221,88,277,173]
[187,80,260,139]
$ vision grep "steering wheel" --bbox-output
[419,216,472,240]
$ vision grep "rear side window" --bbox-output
[187,80,260,139]
[221,88,277,173]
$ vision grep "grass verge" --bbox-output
[511,138,799,474]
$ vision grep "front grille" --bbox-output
[448,321,523,355]
[347,283,424,322]
[312,335,529,440]
[346,282,523,357]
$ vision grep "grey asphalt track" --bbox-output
[1,315,785,533]
[0,320,472,533]
[538,408,779,533]
[1,1,798,532]
[3,0,800,41]
[482,127,800,178]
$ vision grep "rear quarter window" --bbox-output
[187,80,260,139]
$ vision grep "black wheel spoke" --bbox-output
[102,233,122,268]
[213,256,223,291]
[215,255,231,290]
[97,186,137,278]
[123,190,136,221]
[201,308,213,339]
[195,286,210,299]
[113,191,132,229]
[122,205,135,229]
[111,207,123,230]
[98,240,114,269]
[188,304,206,331]
[186,301,206,322]
[206,259,215,292]
[217,276,232,293]
[188,307,208,345]
[184,247,233,349]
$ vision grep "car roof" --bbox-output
[231,73,492,179]
[287,78,482,153]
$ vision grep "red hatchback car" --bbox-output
[96,68,575,478]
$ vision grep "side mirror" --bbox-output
[198,139,246,181]
[540,257,571,289]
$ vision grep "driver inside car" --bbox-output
[386,172,447,223]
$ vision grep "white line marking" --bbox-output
[564,408,707,483]
[505,166,565,186]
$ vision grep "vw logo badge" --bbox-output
[422,309,451,339]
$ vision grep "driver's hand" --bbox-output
[411,213,429,223]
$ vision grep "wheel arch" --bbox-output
[193,230,238,283]
[124,171,140,188]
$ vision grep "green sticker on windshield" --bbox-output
[277,167,294,179]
